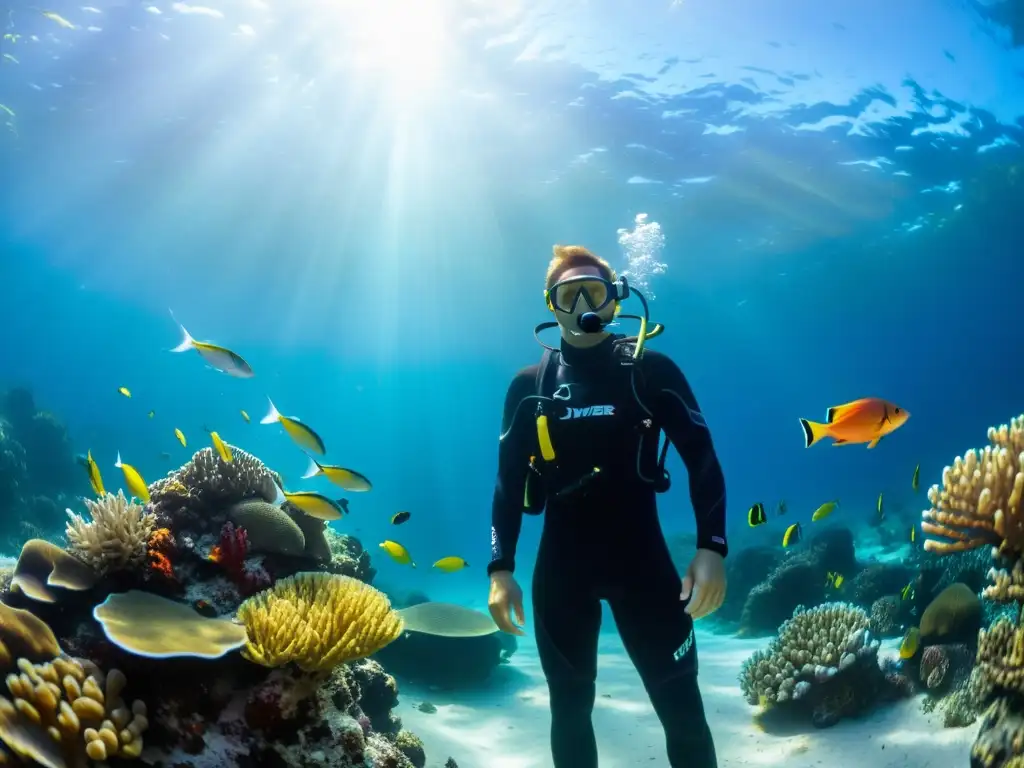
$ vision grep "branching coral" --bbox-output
[922,415,1024,556]
[238,572,404,671]
[923,414,1024,761]
[64,491,156,575]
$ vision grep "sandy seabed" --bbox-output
[395,630,977,768]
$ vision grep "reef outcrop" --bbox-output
[738,602,910,727]
[0,441,447,767]
[922,413,1024,760]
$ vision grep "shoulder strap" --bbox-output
[536,348,558,396]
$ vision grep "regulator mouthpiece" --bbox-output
[577,312,605,333]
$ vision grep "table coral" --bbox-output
[92,590,249,659]
[238,573,404,671]
[64,490,156,575]
[10,539,97,604]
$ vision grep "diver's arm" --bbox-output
[487,367,538,576]
[646,352,728,557]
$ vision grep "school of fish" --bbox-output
[745,396,921,552]
[80,317,469,578]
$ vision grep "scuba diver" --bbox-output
[486,245,726,768]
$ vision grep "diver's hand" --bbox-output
[680,549,726,619]
[488,571,527,636]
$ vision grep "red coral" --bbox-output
[147,527,177,580]
[209,522,270,596]
[149,551,175,580]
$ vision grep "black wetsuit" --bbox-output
[487,334,726,768]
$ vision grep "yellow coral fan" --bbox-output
[65,490,157,574]
[11,540,97,604]
[0,655,148,768]
[237,572,404,671]
[922,415,1024,555]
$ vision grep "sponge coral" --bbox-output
[0,655,149,766]
[64,490,156,574]
[238,572,404,671]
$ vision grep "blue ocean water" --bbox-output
[1,0,1023,645]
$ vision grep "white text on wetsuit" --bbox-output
[559,405,616,420]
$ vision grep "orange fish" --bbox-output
[799,398,909,449]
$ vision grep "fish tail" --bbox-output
[301,456,321,480]
[270,481,286,506]
[260,397,281,425]
[799,418,829,448]
[170,316,195,353]
[114,451,123,468]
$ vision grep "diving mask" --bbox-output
[546,275,625,332]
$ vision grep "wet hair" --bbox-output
[544,245,617,292]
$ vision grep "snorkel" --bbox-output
[535,274,663,359]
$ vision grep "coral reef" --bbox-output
[0,437,445,767]
[0,600,149,765]
[922,414,1024,763]
[868,595,903,637]
[739,528,858,636]
[64,491,156,575]
[0,388,79,548]
[738,602,908,727]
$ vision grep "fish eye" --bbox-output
[895,408,901,414]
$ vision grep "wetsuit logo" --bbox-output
[673,628,694,663]
[559,405,615,420]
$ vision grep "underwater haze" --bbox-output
[2,0,1024,766]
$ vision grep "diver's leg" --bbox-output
[608,564,718,768]
[533,563,602,768]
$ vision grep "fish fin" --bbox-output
[170,316,195,353]
[301,456,321,479]
[260,397,280,424]
[867,437,883,449]
[799,418,828,448]
[271,481,286,506]
[832,439,850,445]
[824,400,865,423]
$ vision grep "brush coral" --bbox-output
[238,572,404,671]
[65,490,156,575]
